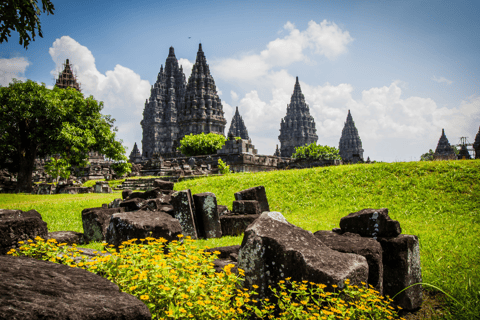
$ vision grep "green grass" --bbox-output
[1,160,479,319]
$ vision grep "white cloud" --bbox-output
[432,75,453,85]
[48,36,150,155]
[0,57,30,86]
[178,58,193,80]
[230,90,238,101]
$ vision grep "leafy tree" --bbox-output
[44,156,70,185]
[217,158,231,174]
[292,142,341,160]
[178,133,226,157]
[0,79,131,193]
[0,0,55,49]
[420,149,434,161]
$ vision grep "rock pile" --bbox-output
[0,169,17,193]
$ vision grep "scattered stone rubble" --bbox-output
[1,181,423,316]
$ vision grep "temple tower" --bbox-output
[129,142,143,163]
[141,47,186,159]
[433,129,456,160]
[278,77,318,157]
[473,126,480,159]
[338,110,364,163]
[228,107,250,140]
[178,43,226,140]
[55,59,81,92]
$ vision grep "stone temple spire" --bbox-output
[278,77,318,157]
[178,43,227,141]
[228,107,250,140]
[473,126,480,159]
[433,129,456,160]
[141,46,186,159]
[55,59,81,92]
[339,110,364,163]
[129,142,142,163]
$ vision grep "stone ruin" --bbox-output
[433,128,457,160]
[1,180,423,318]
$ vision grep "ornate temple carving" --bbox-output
[141,47,186,159]
[178,43,227,140]
[433,129,456,160]
[278,77,318,157]
[473,126,480,159]
[228,107,250,140]
[55,59,81,92]
[339,110,364,163]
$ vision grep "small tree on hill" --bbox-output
[292,142,341,160]
[177,133,226,157]
[420,149,434,161]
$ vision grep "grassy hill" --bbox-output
[1,160,479,319]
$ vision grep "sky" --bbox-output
[1,0,479,162]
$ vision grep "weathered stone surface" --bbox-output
[314,230,383,294]
[153,179,174,190]
[232,200,261,214]
[108,198,123,208]
[171,189,198,239]
[46,231,85,245]
[120,198,149,211]
[217,205,229,216]
[340,208,401,238]
[94,181,112,193]
[220,214,259,236]
[193,192,222,239]
[238,212,368,299]
[234,185,270,212]
[433,128,456,160]
[0,255,151,319]
[106,210,183,248]
[228,107,250,140]
[378,235,423,311]
[206,245,240,261]
[0,209,48,255]
[122,189,133,200]
[81,207,126,243]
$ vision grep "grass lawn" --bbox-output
[1,160,478,319]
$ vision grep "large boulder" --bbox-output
[314,230,383,295]
[378,235,423,311]
[0,209,48,255]
[234,186,270,213]
[81,207,126,243]
[171,189,198,239]
[193,192,222,239]
[0,255,151,319]
[340,208,401,238]
[106,210,182,248]
[238,212,368,299]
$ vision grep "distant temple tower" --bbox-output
[433,129,456,160]
[129,142,143,163]
[278,77,318,157]
[141,47,186,159]
[55,59,81,92]
[178,43,227,140]
[474,126,480,159]
[228,107,250,140]
[338,110,364,163]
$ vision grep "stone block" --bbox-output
[232,200,261,214]
[378,235,423,311]
[193,192,222,239]
[122,189,132,200]
[220,214,260,236]
[108,198,123,208]
[0,256,151,319]
[171,189,198,239]
[340,208,401,238]
[314,230,383,295]
[154,179,174,190]
[106,210,183,248]
[46,231,85,245]
[0,209,48,255]
[120,198,149,211]
[217,205,230,216]
[234,185,270,212]
[238,212,368,300]
[81,207,126,243]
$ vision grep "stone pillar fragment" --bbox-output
[171,189,198,239]
[234,186,270,212]
[193,192,222,239]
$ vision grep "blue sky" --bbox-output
[1,0,479,161]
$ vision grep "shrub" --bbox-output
[218,159,231,174]
[178,133,227,157]
[292,142,341,160]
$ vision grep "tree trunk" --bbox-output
[15,150,36,193]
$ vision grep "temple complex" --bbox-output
[141,47,186,159]
[278,77,318,157]
[338,110,364,163]
[228,107,250,140]
[55,59,81,92]
[129,142,143,163]
[178,43,227,141]
[433,129,456,160]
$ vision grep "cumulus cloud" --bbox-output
[0,57,31,86]
[178,58,193,80]
[49,36,150,153]
[432,75,453,85]
[230,90,238,101]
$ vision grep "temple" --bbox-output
[228,107,250,140]
[278,77,318,157]
[129,142,143,163]
[141,47,186,159]
[433,129,456,160]
[474,126,480,159]
[178,43,227,141]
[55,59,81,92]
[338,110,364,163]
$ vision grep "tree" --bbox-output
[0,79,131,193]
[44,155,70,185]
[177,133,226,157]
[420,149,434,161]
[292,142,341,160]
[0,0,55,49]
